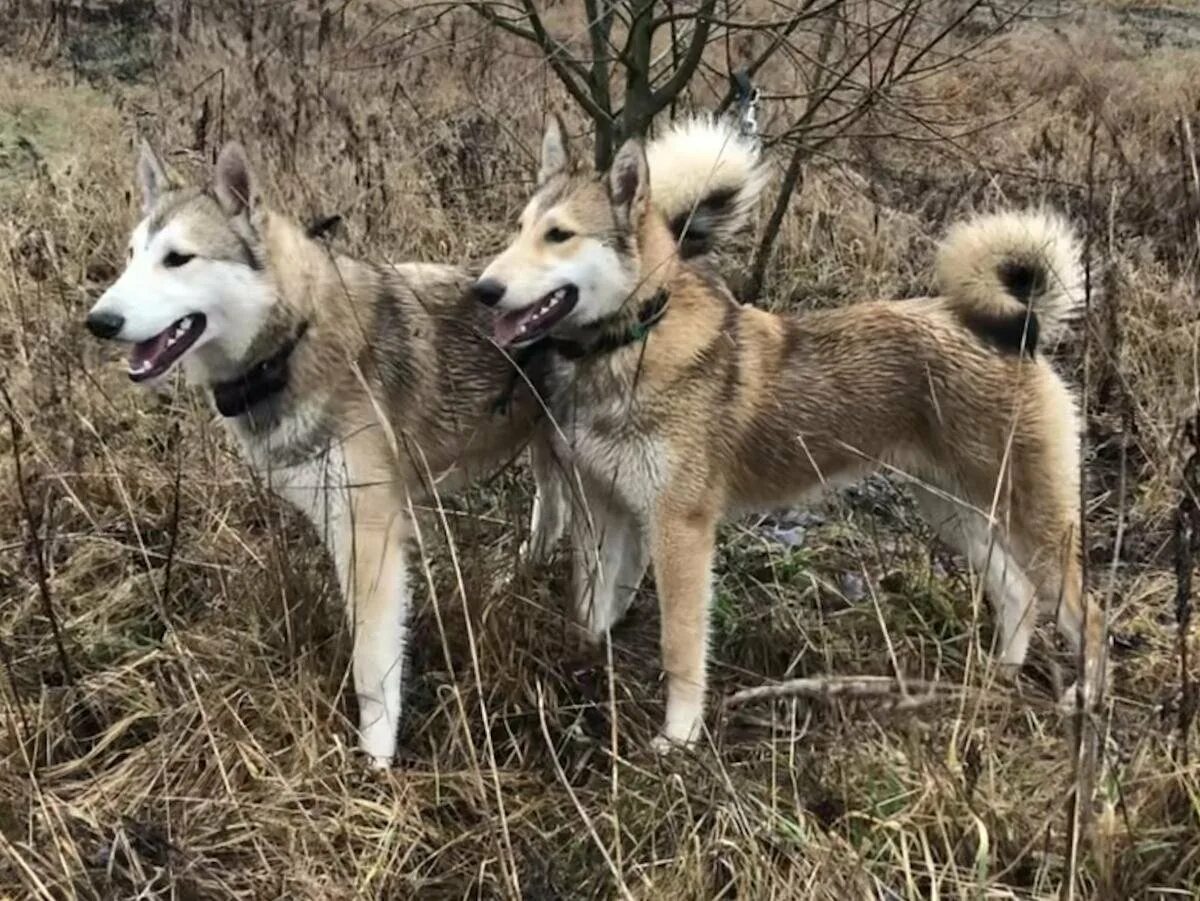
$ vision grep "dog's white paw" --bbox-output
[991,658,1025,688]
[652,717,702,754]
[366,753,392,771]
[358,725,396,771]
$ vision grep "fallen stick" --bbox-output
[724,675,959,712]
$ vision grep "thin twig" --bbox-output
[3,386,74,688]
[1174,411,1199,768]
[1062,112,1100,901]
[1175,116,1200,261]
[745,140,805,302]
[159,420,184,611]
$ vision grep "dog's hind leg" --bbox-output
[927,366,1104,707]
[1002,373,1105,708]
[1005,494,1104,709]
[912,485,1039,673]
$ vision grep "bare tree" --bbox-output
[469,0,999,302]
[471,0,834,170]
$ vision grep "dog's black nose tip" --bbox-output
[471,278,506,307]
[86,311,125,340]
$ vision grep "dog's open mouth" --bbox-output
[492,285,578,348]
[128,314,207,382]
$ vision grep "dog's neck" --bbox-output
[210,318,309,418]
[207,210,332,420]
[548,287,670,361]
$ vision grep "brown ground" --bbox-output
[1,1,1198,898]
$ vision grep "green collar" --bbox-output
[490,287,669,415]
[548,287,670,360]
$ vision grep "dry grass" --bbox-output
[1,1,1198,898]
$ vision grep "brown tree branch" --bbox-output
[469,1,614,128]
[583,0,618,167]
[646,0,717,118]
[715,0,838,114]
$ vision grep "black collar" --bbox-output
[212,321,309,418]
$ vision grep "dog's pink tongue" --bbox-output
[129,332,169,370]
[493,309,533,348]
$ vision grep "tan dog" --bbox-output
[474,115,1105,748]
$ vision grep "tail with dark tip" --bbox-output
[936,210,1084,354]
[646,114,767,261]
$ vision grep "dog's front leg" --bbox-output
[649,504,718,751]
[335,497,411,769]
[570,481,648,640]
[523,433,568,563]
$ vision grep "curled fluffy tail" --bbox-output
[646,114,767,260]
[936,210,1084,353]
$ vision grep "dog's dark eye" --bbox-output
[163,251,195,268]
[545,227,575,244]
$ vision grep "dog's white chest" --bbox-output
[230,411,353,543]
[262,449,353,542]
[558,403,667,517]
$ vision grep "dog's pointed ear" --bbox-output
[537,114,571,184]
[608,137,649,224]
[136,139,171,213]
[214,141,256,217]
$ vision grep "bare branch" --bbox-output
[650,8,818,31]
[646,0,718,118]
[715,0,838,114]
[469,1,614,127]
[584,0,618,165]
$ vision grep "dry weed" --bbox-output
[1,2,1198,898]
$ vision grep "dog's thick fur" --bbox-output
[85,135,761,766]
[86,142,569,766]
[477,116,1105,748]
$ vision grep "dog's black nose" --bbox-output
[86,311,125,340]
[471,278,506,307]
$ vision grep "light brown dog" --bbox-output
[474,114,1105,748]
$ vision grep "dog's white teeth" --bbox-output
[166,316,194,346]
